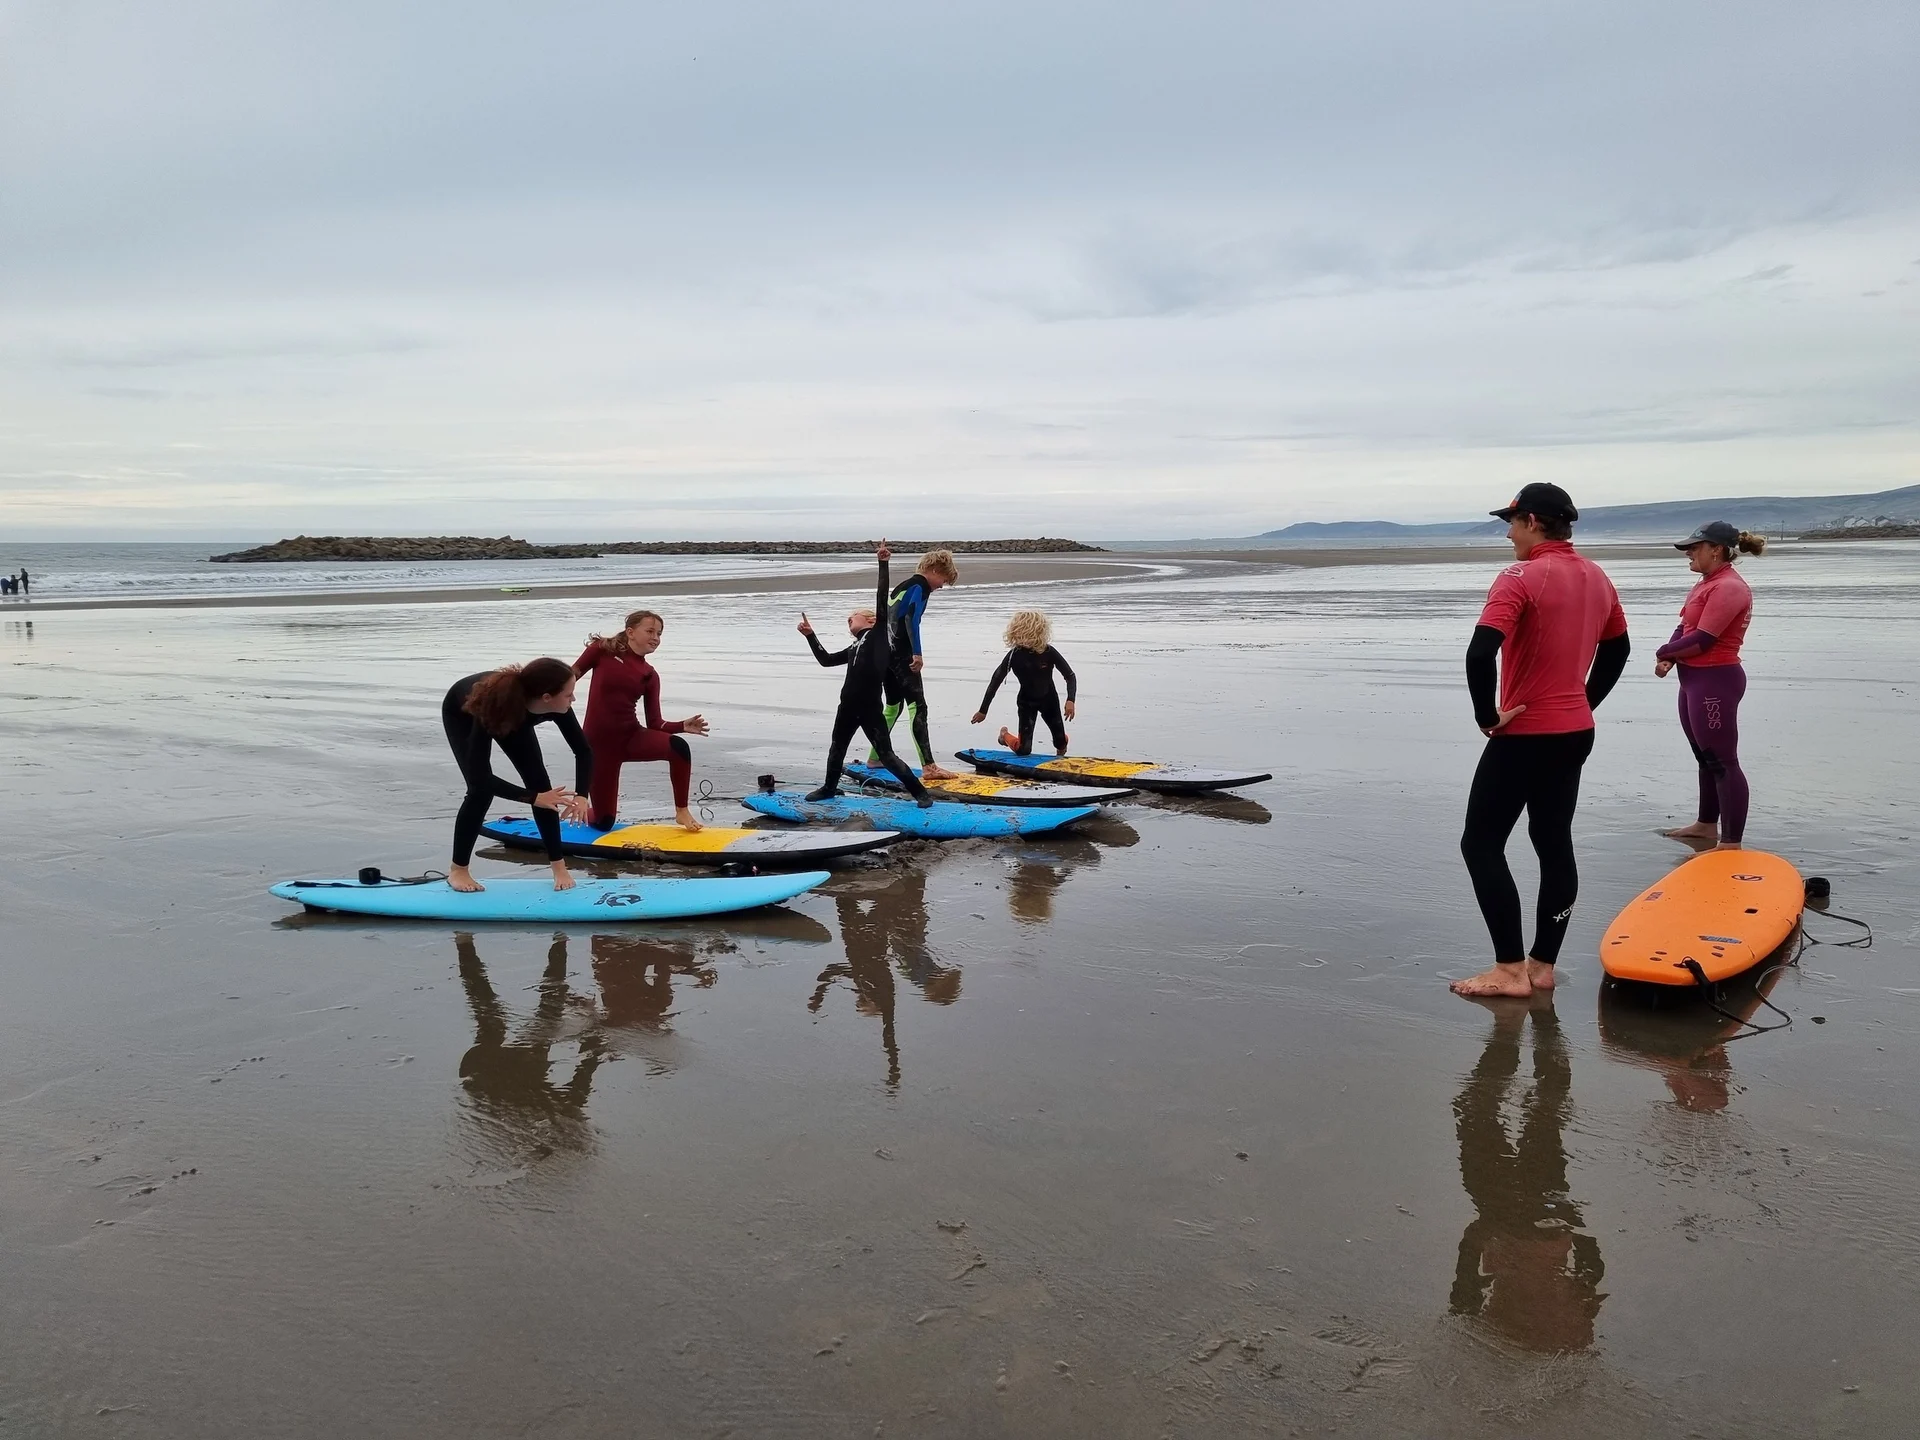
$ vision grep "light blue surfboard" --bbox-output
[740,790,1095,838]
[270,871,829,922]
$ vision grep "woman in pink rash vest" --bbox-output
[1654,520,1766,849]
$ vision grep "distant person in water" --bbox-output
[442,658,592,893]
[797,541,933,806]
[874,548,961,782]
[573,610,708,833]
[15,569,25,596]
[972,609,1077,756]
[1454,484,1632,1001]
[1655,522,1766,850]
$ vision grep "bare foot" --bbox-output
[921,763,958,782]
[1664,821,1719,842]
[674,806,704,833]
[448,865,484,893]
[551,863,576,892]
[1450,961,1533,998]
[1714,840,1742,850]
[1526,959,1556,991]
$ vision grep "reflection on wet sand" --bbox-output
[1598,957,1790,1112]
[591,934,715,1034]
[1140,791,1273,826]
[811,871,959,1090]
[455,932,605,1163]
[1451,998,1605,1353]
[1002,821,1140,924]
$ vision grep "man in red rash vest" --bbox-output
[1453,483,1632,1001]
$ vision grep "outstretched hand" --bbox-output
[797,613,814,636]
[681,713,710,736]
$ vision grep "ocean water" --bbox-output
[0,541,856,602]
[1,543,1916,1437]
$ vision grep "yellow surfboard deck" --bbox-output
[588,823,752,854]
[1601,849,1803,985]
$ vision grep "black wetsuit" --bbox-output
[979,645,1077,754]
[805,557,931,801]
[442,672,593,865]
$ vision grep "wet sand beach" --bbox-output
[2,544,1917,1437]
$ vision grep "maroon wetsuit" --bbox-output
[573,641,692,826]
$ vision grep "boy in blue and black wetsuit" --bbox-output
[873,548,961,781]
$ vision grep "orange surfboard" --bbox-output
[1601,849,1804,985]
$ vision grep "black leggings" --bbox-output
[442,705,561,865]
[1460,730,1595,966]
[824,696,929,799]
[1014,693,1067,755]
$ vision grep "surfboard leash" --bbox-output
[1679,878,1874,1040]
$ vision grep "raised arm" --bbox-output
[806,630,853,667]
[1048,647,1077,702]
[978,651,1014,714]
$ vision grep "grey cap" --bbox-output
[1675,520,1739,550]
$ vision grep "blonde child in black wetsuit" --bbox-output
[971,609,1077,756]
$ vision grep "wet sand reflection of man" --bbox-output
[811,872,960,1090]
[1450,997,1605,1352]
[455,932,604,1159]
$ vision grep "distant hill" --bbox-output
[1259,484,1920,540]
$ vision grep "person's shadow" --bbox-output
[1449,997,1605,1352]
[810,871,960,1090]
[455,932,605,1163]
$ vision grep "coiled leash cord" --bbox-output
[286,867,449,890]
[1679,876,1874,1041]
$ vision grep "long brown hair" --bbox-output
[587,609,664,658]
[463,657,575,737]
[1734,531,1767,557]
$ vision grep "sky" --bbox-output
[2,1,1917,540]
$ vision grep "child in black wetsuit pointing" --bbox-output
[797,542,935,807]
[972,609,1077,756]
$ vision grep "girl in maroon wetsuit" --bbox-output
[573,610,709,833]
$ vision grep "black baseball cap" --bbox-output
[1491,482,1579,523]
[1675,520,1739,550]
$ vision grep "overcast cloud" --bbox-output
[2,1,1915,538]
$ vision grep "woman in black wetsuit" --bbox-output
[442,657,593,893]
[971,609,1077,755]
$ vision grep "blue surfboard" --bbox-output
[270,871,829,922]
[740,790,1095,838]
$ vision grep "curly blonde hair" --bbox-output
[919,549,959,583]
[1003,609,1052,651]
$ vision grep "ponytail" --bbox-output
[1736,531,1767,557]
[462,657,575,737]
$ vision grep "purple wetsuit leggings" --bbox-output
[1677,663,1748,843]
